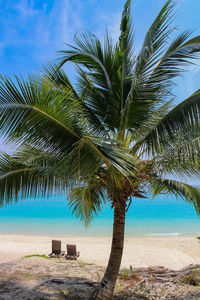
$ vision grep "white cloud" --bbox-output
[0,0,84,57]
[0,0,124,63]
[15,0,44,18]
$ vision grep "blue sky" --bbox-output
[0,0,200,184]
[0,0,200,88]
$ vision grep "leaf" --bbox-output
[151,179,200,214]
[144,90,200,154]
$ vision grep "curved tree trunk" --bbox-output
[90,199,126,300]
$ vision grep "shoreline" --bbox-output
[0,228,199,238]
[0,233,200,270]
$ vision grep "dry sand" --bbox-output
[0,233,200,269]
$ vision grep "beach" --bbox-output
[0,234,200,299]
[0,233,200,269]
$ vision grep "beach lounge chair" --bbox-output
[49,240,65,258]
[65,244,80,260]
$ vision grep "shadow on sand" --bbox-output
[0,275,98,299]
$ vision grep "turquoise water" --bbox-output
[0,193,200,236]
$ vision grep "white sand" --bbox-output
[0,234,200,270]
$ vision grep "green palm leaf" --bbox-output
[38,63,107,136]
[0,151,66,206]
[151,179,200,215]
[68,182,107,226]
[144,90,200,153]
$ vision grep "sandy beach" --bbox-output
[0,234,200,298]
[0,233,200,269]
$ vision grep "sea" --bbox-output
[0,193,200,237]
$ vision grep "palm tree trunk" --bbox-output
[90,199,126,300]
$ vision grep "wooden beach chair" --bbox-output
[49,240,65,258]
[65,244,80,260]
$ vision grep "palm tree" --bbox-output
[1,0,200,298]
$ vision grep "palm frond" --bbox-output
[143,90,200,154]
[75,64,113,134]
[131,99,173,154]
[151,179,200,214]
[0,75,136,175]
[58,33,112,91]
[118,0,134,130]
[68,182,107,226]
[38,63,108,137]
[58,33,124,130]
[0,151,66,207]
[134,0,174,79]
[154,125,200,178]
[152,33,200,87]
[57,0,135,132]
[120,0,175,131]
[38,63,76,93]
[0,75,81,148]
